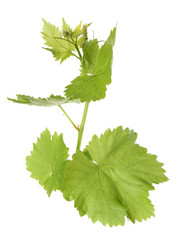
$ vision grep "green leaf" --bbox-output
[73,21,82,37]
[7,94,80,106]
[26,129,69,196]
[61,127,168,226]
[42,19,75,63]
[64,74,107,102]
[62,18,72,32]
[64,27,117,102]
[81,39,99,74]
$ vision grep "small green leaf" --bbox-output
[61,126,168,226]
[7,94,80,106]
[65,27,117,102]
[26,129,69,196]
[73,21,82,37]
[42,19,75,63]
[62,18,72,32]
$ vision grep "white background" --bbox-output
[0,0,182,239]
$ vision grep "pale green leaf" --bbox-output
[61,127,168,226]
[42,19,75,63]
[7,94,80,106]
[26,129,69,196]
[62,18,72,32]
[73,21,82,37]
[65,27,117,102]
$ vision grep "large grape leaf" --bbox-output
[8,94,80,106]
[26,129,69,196]
[64,27,116,102]
[42,19,75,63]
[61,127,168,226]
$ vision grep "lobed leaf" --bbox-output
[26,129,69,196]
[61,126,168,226]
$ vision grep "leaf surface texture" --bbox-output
[62,127,168,226]
[26,129,69,196]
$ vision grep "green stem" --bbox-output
[76,102,89,151]
[71,52,80,60]
[58,105,78,131]
[73,42,88,151]
[75,42,82,60]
